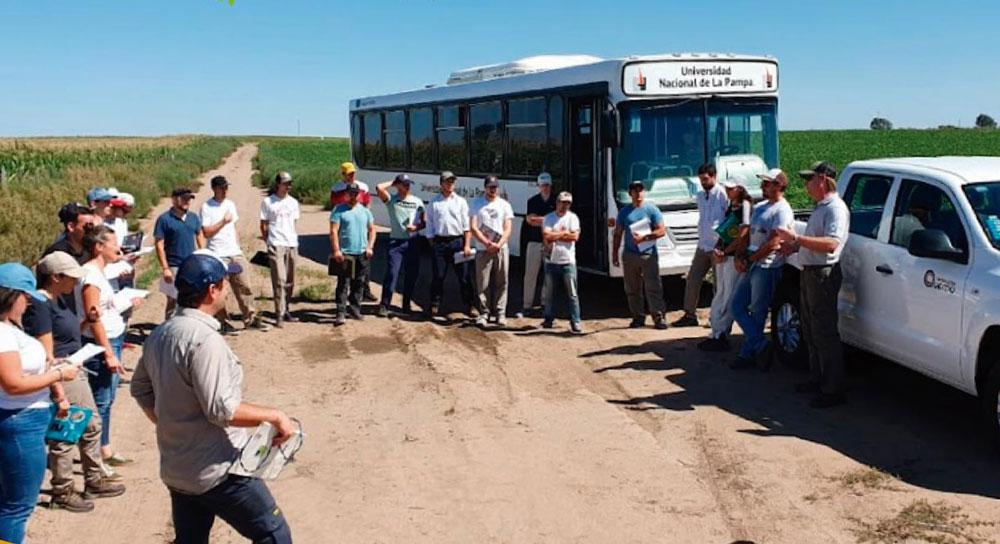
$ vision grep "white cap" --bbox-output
[107,187,121,198]
[557,191,573,202]
[721,175,749,190]
[536,172,552,186]
[119,192,135,207]
[756,168,786,182]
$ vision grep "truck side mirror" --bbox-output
[908,228,966,263]
[601,105,621,148]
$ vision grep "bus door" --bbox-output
[569,96,607,271]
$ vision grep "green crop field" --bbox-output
[0,136,241,264]
[253,137,351,206]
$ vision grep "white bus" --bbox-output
[349,53,779,276]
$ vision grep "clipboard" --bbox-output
[328,255,358,278]
[121,232,143,254]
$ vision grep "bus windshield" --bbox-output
[616,98,778,207]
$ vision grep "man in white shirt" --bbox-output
[675,163,729,327]
[201,176,260,331]
[470,176,514,327]
[424,171,475,319]
[541,191,583,334]
[259,171,300,328]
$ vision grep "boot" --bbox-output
[83,478,126,500]
[50,489,95,513]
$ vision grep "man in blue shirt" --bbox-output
[330,186,375,326]
[154,187,205,319]
[613,180,668,329]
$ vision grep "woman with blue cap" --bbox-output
[0,262,80,543]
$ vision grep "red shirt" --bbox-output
[330,181,372,207]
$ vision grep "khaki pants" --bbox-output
[682,248,714,315]
[165,266,179,320]
[475,246,509,317]
[522,241,544,309]
[219,254,256,323]
[801,264,845,395]
[268,245,297,317]
[49,374,103,495]
[709,257,741,338]
[622,251,665,321]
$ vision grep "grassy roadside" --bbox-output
[252,137,350,207]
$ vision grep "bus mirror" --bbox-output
[601,105,621,148]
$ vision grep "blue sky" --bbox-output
[1,0,997,136]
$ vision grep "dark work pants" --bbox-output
[335,254,369,317]
[380,238,421,308]
[170,475,292,544]
[801,264,845,395]
[430,236,474,310]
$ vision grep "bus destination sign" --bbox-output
[623,60,778,96]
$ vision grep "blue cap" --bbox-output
[174,251,242,296]
[87,187,113,203]
[0,263,46,302]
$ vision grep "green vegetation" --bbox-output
[253,137,350,207]
[851,499,996,544]
[781,128,1000,208]
[0,136,241,264]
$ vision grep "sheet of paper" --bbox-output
[453,248,477,264]
[66,343,106,366]
[159,278,178,299]
[132,246,155,257]
[628,218,657,252]
[112,288,149,312]
[103,261,133,280]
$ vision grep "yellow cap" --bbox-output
[340,162,356,175]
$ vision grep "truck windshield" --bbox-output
[963,182,1000,249]
[615,98,778,208]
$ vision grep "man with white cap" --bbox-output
[260,172,300,328]
[698,176,753,352]
[776,161,850,408]
[521,172,556,316]
[675,163,729,328]
[540,191,583,334]
[470,175,514,327]
[375,174,425,317]
[729,168,794,369]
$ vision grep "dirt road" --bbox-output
[27,145,1000,543]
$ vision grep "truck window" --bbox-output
[890,180,968,252]
[843,173,892,239]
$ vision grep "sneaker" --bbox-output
[220,322,238,336]
[496,316,508,328]
[333,314,346,327]
[475,315,488,327]
[377,305,391,318]
[82,479,126,500]
[363,291,378,303]
[50,490,95,513]
[99,462,123,481]
[244,312,265,330]
[540,320,554,329]
[273,319,284,329]
[423,306,437,319]
[282,312,298,323]
[729,356,755,370]
[697,337,730,352]
[671,314,699,327]
[653,320,668,330]
[629,318,645,329]
[347,306,364,320]
[810,393,847,409]
[514,312,524,319]
[465,306,479,319]
[103,453,133,467]
[795,381,822,394]
[570,322,584,335]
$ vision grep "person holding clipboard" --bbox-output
[612,180,668,330]
[329,185,375,326]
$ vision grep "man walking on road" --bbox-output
[200,175,260,331]
[375,174,424,317]
[521,172,556,317]
[259,171,300,328]
[470,175,514,327]
[674,164,729,327]
[131,252,295,544]
[613,180,668,330]
[776,161,850,408]
[330,185,376,326]
[424,171,475,319]
[730,168,795,370]
[541,191,583,334]
[155,187,205,319]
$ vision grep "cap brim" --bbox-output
[25,289,46,302]
[62,267,87,279]
[797,170,816,180]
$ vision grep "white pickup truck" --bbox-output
[770,157,1000,447]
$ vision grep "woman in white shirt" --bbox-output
[78,225,142,471]
[0,263,79,543]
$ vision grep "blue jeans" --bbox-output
[0,407,51,544]
[84,333,124,447]
[542,263,581,325]
[170,475,292,544]
[731,265,783,358]
[430,236,473,309]
[381,238,421,308]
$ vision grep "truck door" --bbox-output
[878,178,970,382]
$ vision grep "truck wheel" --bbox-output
[982,363,1000,453]
[771,284,807,367]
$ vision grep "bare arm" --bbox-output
[500,217,512,247]
[201,216,231,238]
[612,226,624,265]
[329,221,342,260]
[196,229,206,250]
[366,222,376,255]
[154,239,170,278]
[794,235,841,254]
[375,181,393,203]
[82,284,122,374]
[230,402,295,445]
[0,353,65,396]
[469,215,490,247]
[259,219,268,241]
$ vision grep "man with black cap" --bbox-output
[259,172,300,328]
[612,180,668,329]
[470,175,514,327]
[200,175,260,331]
[154,187,205,319]
[775,161,850,408]
[45,203,98,265]
[330,184,376,326]
[424,171,475,318]
[375,174,425,317]
[131,251,294,543]
[521,172,556,317]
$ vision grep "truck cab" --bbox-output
[772,157,1000,448]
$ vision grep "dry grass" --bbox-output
[833,467,900,493]
[852,499,997,544]
[0,136,199,151]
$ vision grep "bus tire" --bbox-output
[770,275,807,368]
[981,363,1000,454]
